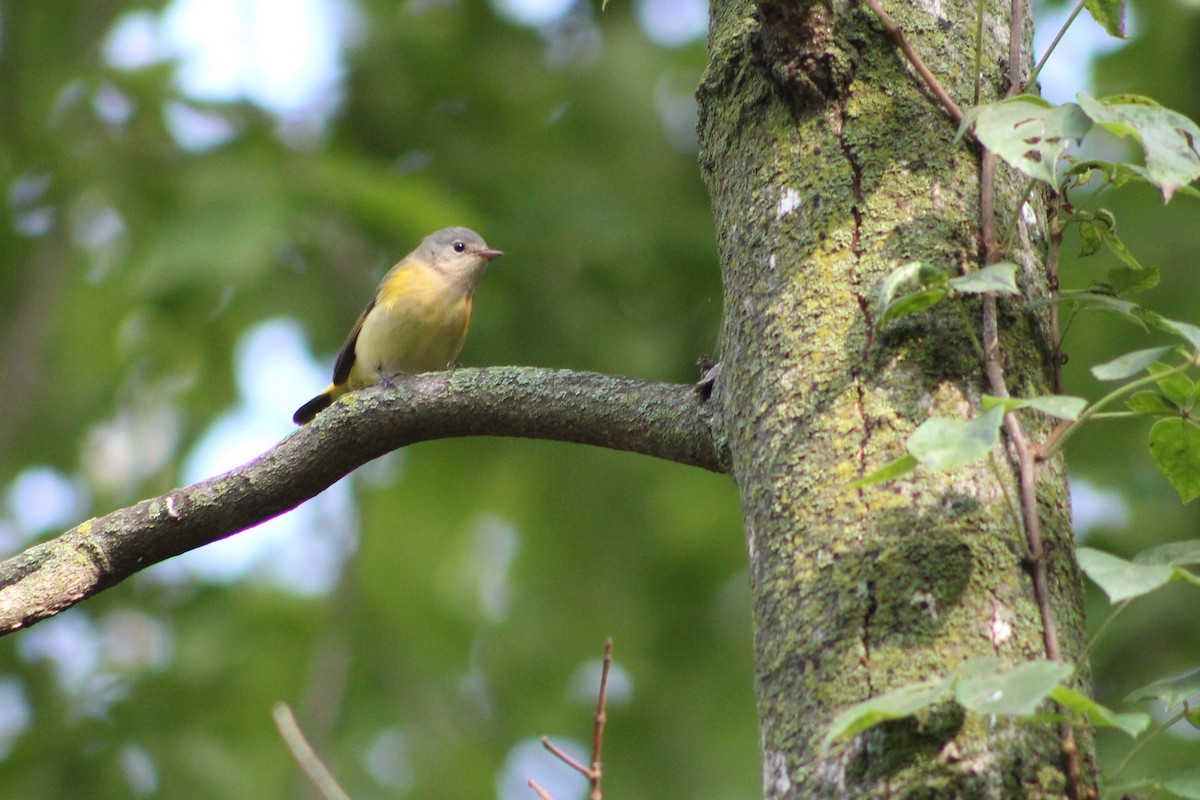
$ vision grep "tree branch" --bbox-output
[0,367,727,635]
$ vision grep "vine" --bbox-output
[831,2,1200,798]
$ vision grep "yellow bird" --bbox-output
[293,226,503,425]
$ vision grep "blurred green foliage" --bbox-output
[1,0,1198,797]
[1,1,750,798]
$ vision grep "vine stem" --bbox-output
[1072,599,1129,681]
[1038,360,1196,459]
[1111,709,1183,780]
[869,0,1088,794]
[987,0,1085,793]
[862,0,964,125]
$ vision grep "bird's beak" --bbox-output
[479,248,504,260]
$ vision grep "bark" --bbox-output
[697,0,1087,797]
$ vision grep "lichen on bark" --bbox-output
[698,0,1086,796]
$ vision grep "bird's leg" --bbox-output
[377,370,405,389]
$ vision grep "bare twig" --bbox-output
[541,737,592,777]
[272,703,352,800]
[534,638,615,800]
[862,0,964,125]
[588,638,614,800]
[1027,1,1085,93]
[527,779,556,800]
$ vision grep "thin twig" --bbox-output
[589,638,614,800]
[987,452,1023,535]
[1111,709,1180,779]
[1000,179,1038,253]
[528,779,556,800]
[534,639,615,800]
[541,737,592,777]
[1027,1,1085,93]
[1072,599,1130,680]
[862,0,964,125]
[272,703,352,800]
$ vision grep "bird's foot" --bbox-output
[377,371,405,389]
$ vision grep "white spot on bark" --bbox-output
[763,749,791,797]
[1021,201,1037,227]
[776,188,801,218]
[991,607,1013,644]
[910,590,938,619]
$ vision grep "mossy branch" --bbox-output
[0,367,728,635]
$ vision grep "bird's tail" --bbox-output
[293,385,339,425]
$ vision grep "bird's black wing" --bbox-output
[331,296,375,386]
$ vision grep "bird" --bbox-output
[293,226,503,425]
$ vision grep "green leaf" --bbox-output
[1126,667,1200,709]
[1147,363,1195,406]
[1070,208,1150,274]
[1100,777,1158,800]
[1083,0,1127,38]
[948,262,1021,295]
[955,658,1073,716]
[961,96,1092,188]
[1042,291,1146,328]
[847,454,918,489]
[1077,93,1200,202]
[983,394,1087,421]
[1078,217,1104,257]
[878,262,926,308]
[1076,547,1174,602]
[1134,539,1200,567]
[1048,685,1149,737]
[1106,264,1159,295]
[1187,706,1200,729]
[1165,768,1200,800]
[877,288,948,327]
[907,406,1005,471]
[1022,395,1087,420]
[1090,346,1173,380]
[822,679,950,747]
[1125,391,1179,416]
[1149,418,1200,503]
[1141,312,1200,351]
[1065,158,1152,192]
[1098,230,1146,271]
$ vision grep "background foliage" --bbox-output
[0,0,1196,796]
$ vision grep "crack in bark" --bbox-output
[862,578,877,695]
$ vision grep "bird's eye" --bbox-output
[452,241,466,253]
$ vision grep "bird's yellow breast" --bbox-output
[346,263,475,389]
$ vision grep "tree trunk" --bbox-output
[697,0,1088,796]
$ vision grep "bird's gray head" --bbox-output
[422,226,503,284]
